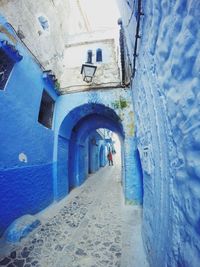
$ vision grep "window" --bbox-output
[96,48,102,62]
[0,48,14,90]
[38,90,55,129]
[86,50,93,63]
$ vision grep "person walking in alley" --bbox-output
[107,151,113,166]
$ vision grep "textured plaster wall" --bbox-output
[0,16,57,236]
[0,0,120,89]
[0,0,70,80]
[60,39,121,93]
[119,0,200,266]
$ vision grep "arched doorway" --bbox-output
[56,104,123,199]
[66,113,124,190]
[55,103,143,204]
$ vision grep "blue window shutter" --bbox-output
[96,48,102,62]
[87,50,92,63]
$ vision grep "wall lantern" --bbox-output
[81,63,97,83]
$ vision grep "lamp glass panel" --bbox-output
[84,66,96,77]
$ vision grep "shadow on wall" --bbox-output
[136,148,143,204]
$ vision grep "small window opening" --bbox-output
[87,50,93,63]
[38,16,49,31]
[38,90,55,129]
[96,48,102,62]
[0,48,14,90]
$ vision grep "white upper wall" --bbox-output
[61,0,121,92]
[64,40,116,67]
[60,38,121,93]
[0,0,122,92]
[0,0,70,79]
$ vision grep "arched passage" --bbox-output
[55,103,143,204]
[56,103,123,199]
[67,113,124,190]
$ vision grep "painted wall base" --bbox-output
[0,164,54,236]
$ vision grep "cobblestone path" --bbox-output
[0,164,124,267]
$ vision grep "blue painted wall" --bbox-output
[57,135,69,199]
[99,143,106,167]
[0,15,57,236]
[88,132,105,173]
[124,137,143,204]
[118,0,200,266]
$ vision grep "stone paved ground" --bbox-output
[0,160,149,267]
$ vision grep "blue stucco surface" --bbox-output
[0,15,57,236]
[0,164,53,236]
[57,136,69,200]
[3,215,41,243]
[124,137,143,204]
[99,142,106,167]
[118,0,200,266]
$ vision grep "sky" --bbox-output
[79,0,120,31]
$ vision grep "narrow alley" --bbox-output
[0,155,148,267]
[1,0,200,266]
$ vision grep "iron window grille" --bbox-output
[0,40,23,90]
[38,90,55,129]
[0,48,14,90]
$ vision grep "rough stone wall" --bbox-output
[125,0,200,266]
[0,0,70,79]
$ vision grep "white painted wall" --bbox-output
[60,38,121,93]
[0,0,70,79]
[0,0,122,93]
